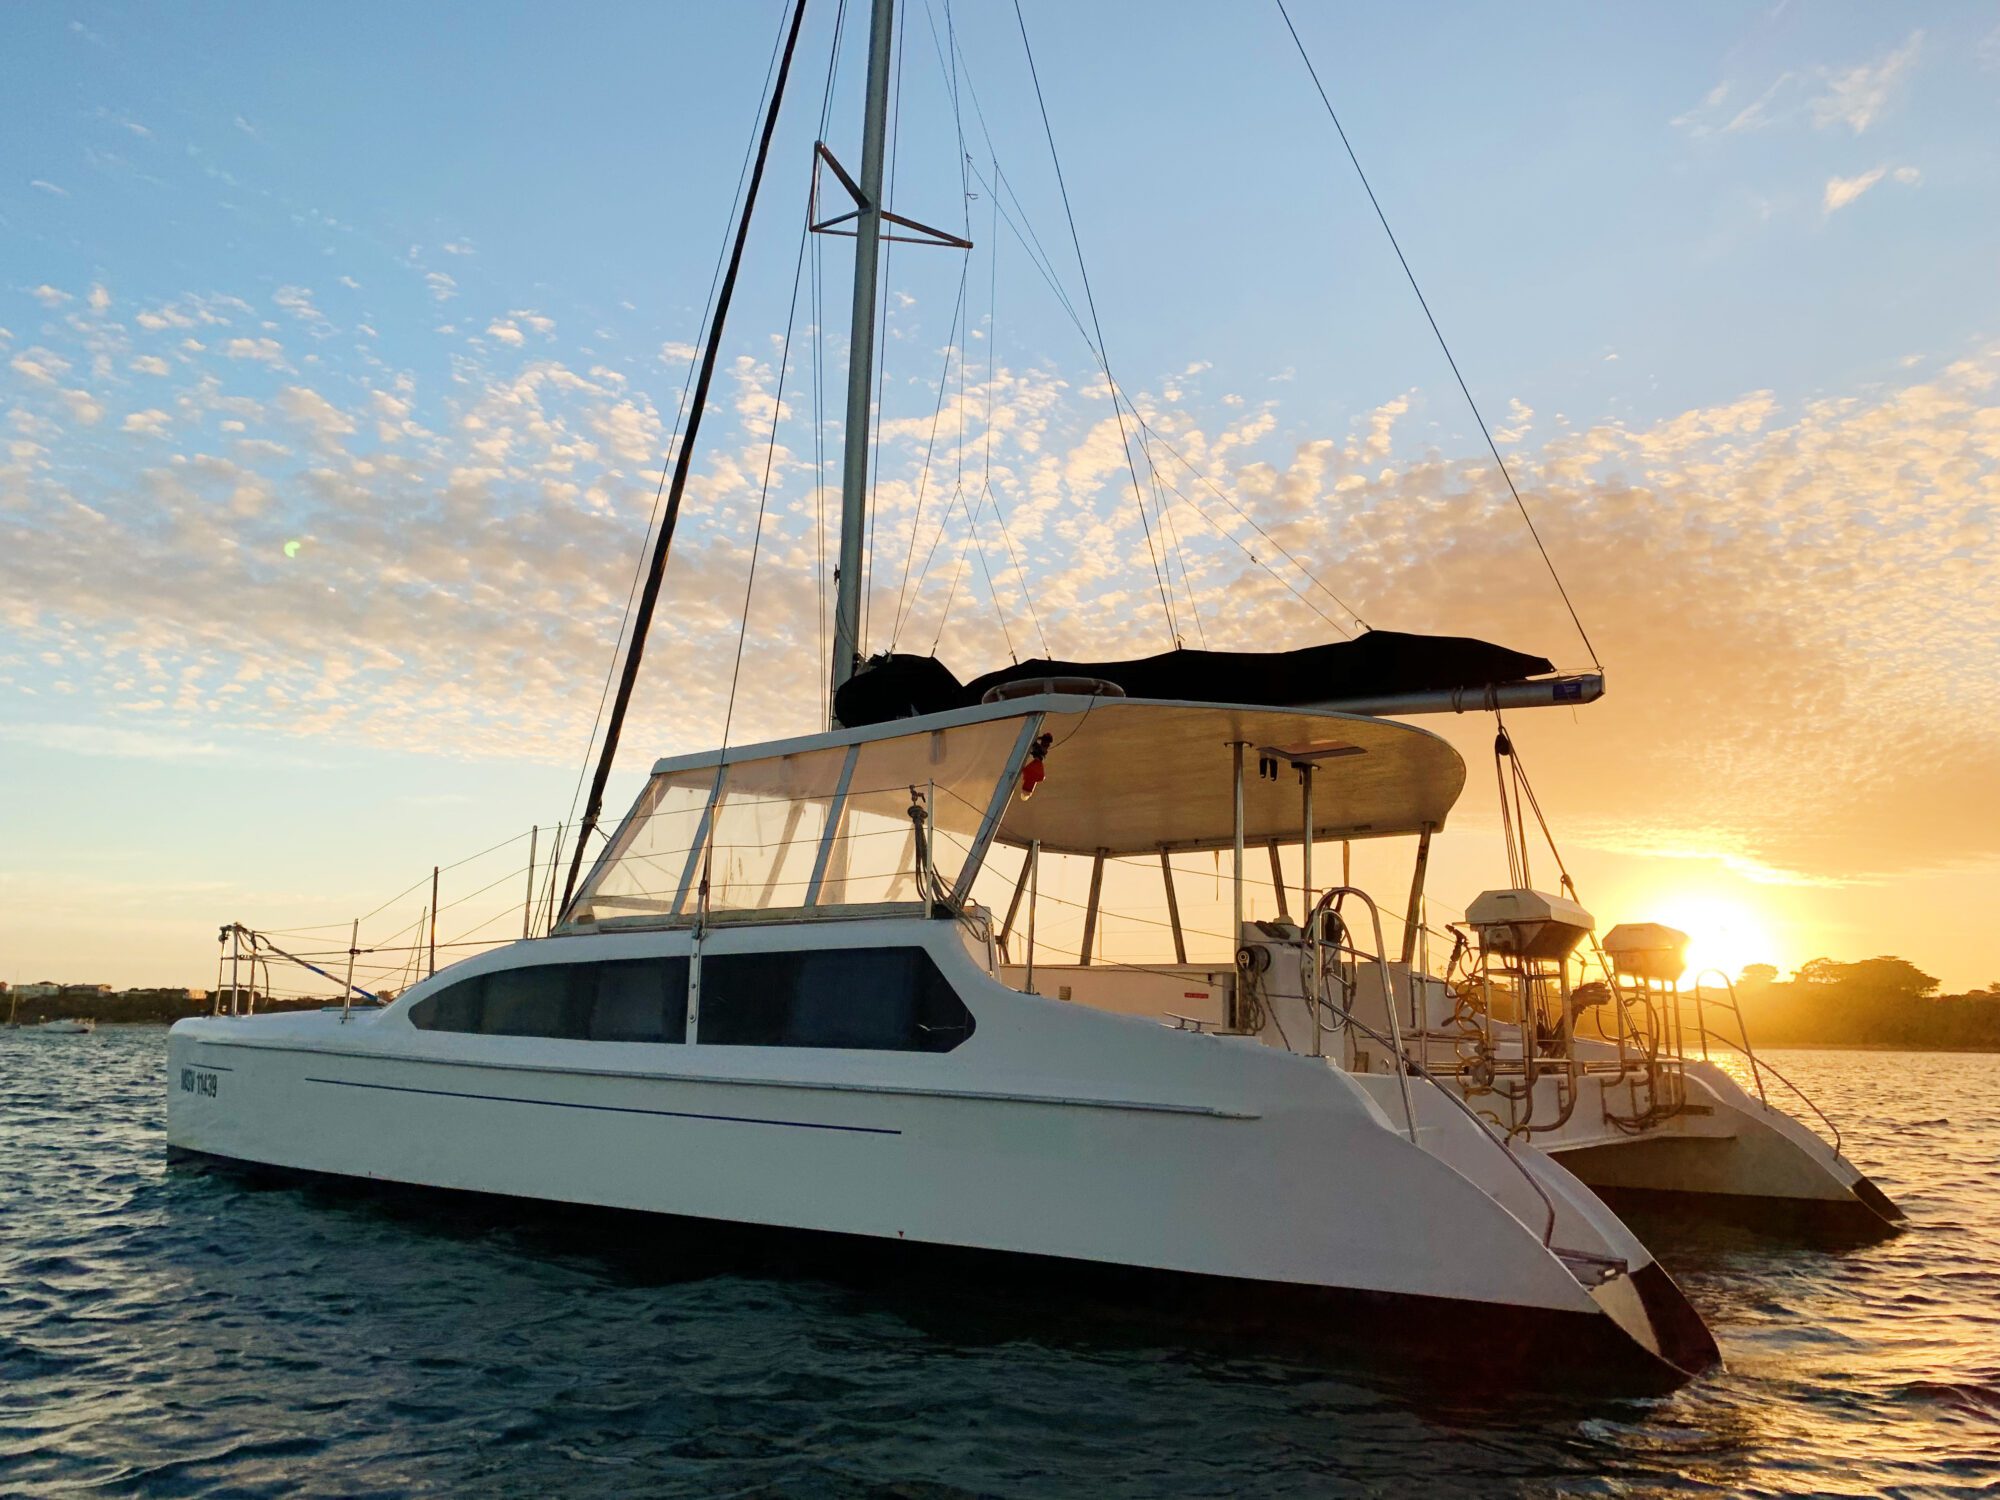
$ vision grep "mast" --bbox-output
[828,0,895,721]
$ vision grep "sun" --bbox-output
[1641,891,1780,985]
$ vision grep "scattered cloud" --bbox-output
[10,350,68,384]
[1822,164,1920,214]
[424,271,458,302]
[272,285,333,335]
[3,264,1995,915]
[1675,31,1924,140]
[30,285,72,308]
[58,388,103,425]
[1823,167,1887,213]
[222,336,286,365]
[30,179,70,198]
[1811,31,1923,134]
[1,721,230,763]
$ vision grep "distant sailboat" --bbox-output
[27,1017,96,1035]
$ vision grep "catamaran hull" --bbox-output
[166,965,1716,1389]
[166,1135,1709,1385]
[1438,1054,1904,1235]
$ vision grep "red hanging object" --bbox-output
[1018,732,1054,800]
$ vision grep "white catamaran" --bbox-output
[168,0,1898,1389]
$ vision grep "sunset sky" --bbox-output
[3,2,1996,994]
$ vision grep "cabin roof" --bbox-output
[649,694,1464,855]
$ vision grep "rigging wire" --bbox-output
[931,479,1013,658]
[559,0,814,919]
[936,14,1361,646]
[1272,0,1600,669]
[1125,413,1367,632]
[886,254,973,643]
[810,0,851,729]
[703,215,814,853]
[1010,0,1179,647]
[560,4,799,845]
[1143,461,1349,634]
[960,152,1367,636]
[966,169,1050,658]
[1152,455,1208,647]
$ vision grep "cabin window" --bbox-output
[697,947,974,1052]
[408,957,689,1042]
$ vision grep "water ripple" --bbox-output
[3,1031,1998,1497]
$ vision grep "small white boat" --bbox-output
[27,1017,96,1035]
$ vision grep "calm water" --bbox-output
[3,1030,1996,1498]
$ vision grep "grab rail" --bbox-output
[1307,888,1416,1144]
[1690,969,1843,1160]
[1306,887,1558,1248]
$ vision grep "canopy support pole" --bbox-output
[522,826,539,938]
[1231,741,1247,1028]
[950,715,1045,906]
[1299,766,1315,921]
[1079,849,1107,966]
[1159,848,1186,964]
[1025,840,1040,994]
[341,918,358,1025]
[1401,825,1433,968]
[1299,762,1318,1056]
[754,802,807,909]
[998,850,1032,960]
[805,744,859,908]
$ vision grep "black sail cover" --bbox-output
[833,630,1556,727]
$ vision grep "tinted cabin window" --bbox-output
[409,957,688,1042]
[699,948,973,1052]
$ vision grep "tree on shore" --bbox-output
[1737,957,1998,1049]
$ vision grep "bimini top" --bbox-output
[646,693,1465,853]
[988,697,1462,854]
[572,695,1464,924]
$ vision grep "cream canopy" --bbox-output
[991,698,1463,855]
[648,694,1465,860]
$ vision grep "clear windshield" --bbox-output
[574,716,1029,922]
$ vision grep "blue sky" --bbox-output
[3,2,1997,991]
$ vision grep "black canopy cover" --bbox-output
[833,630,1555,727]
